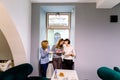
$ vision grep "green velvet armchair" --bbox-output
[0,63,49,80]
[97,66,120,80]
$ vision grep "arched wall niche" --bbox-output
[0,3,27,66]
[0,29,13,60]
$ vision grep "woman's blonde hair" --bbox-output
[41,40,48,50]
[56,38,64,48]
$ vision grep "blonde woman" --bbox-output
[39,40,50,77]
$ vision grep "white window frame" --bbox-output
[47,12,71,29]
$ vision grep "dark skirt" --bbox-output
[52,58,62,69]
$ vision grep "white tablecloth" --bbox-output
[51,69,78,80]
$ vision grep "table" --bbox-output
[51,69,78,80]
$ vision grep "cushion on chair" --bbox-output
[0,60,12,71]
[97,67,120,80]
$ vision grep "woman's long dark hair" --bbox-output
[56,38,64,48]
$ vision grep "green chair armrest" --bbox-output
[97,67,120,80]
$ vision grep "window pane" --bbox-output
[48,29,69,47]
[48,14,69,27]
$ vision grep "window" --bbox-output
[47,12,71,47]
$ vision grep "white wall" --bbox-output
[75,3,120,80]
[31,4,40,76]
[1,0,31,62]
[40,7,47,44]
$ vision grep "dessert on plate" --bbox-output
[59,72,64,77]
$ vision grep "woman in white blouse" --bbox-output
[62,39,76,70]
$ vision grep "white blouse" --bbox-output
[63,45,76,60]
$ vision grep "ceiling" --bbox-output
[31,0,120,8]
